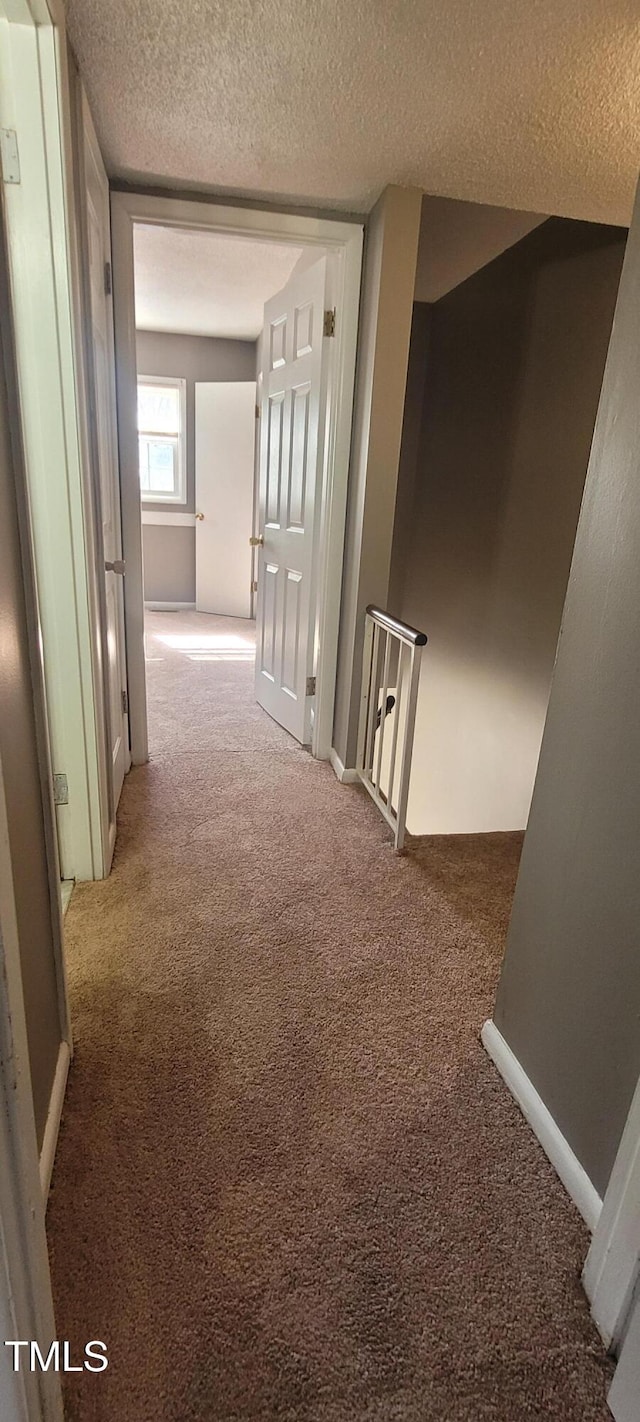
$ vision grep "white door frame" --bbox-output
[110,190,363,763]
[0,0,111,879]
[583,1071,640,1352]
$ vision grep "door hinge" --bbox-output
[251,579,258,594]
[104,260,112,296]
[121,688,129,715]
[53,773,69,806]
[306,676,316,697]
[0,129,20,185]
[323,308,336,338]
[255,404,260,419]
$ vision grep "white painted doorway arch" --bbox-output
[110,190,363,765]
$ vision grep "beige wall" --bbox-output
[393,220,625,835]
[492,190,640,1200]
[333,185,422,767]
[136,329,256,603]
[0,272,62,1149]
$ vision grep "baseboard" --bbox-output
[144,601,196,612]
[60,879,74,916]
[329,747,360,784]
[481,1019,602,1233]
[39,1040,70,1204]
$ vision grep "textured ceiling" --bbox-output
[133,225,303,338]
[65,0,640,225]
[415,197,546,302]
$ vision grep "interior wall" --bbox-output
[136,329,256,603]
[392,219,626,835]
[0,290,62,1150]
[333,185,422,768]
[492,187,640,1201]
[414,194,545,303]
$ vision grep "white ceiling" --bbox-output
[65,0,640,225]
[133,226,303,339]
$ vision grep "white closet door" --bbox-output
[195,381,256,618]
[254,256,327,743]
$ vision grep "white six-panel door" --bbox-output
[195,381,256,618]
[82,97,130,824]
[255,257,327,743]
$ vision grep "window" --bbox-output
[137,376,186,503]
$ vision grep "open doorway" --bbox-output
[111,190,363,773]
[132,224,306,755]
[389,201,627,839]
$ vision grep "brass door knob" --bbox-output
[249,534,264,547]
[195,511,204,521]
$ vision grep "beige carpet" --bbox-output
[48,611,612,1421]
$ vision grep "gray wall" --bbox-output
[142,524,198,604]
[393,220,626,835]
[333,185,422,767]
[0,281,62,1149]
[136,329,256,602]
[415,194,545,303]
[492,192,640,1200]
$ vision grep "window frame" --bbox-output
[137,373,187,504]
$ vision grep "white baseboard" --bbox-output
[144,601,196,612]
[60,879,74,916]
[329,747,360,784]
[39,1040,70,1204]
[481,1019,602,1233]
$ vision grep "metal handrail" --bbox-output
[366,605,428,648]
[356,606,428,851]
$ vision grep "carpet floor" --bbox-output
[47,611,612,1421]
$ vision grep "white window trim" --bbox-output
[137,374,186,504]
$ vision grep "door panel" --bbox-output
[82,96,129,821]
[195,381,256,618]
[255,257,327,743]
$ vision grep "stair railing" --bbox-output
[355,605,428,851]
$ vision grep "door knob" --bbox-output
[195,511,204,521]
[249,534,264,547]
[105,559,125,574]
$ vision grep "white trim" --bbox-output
[141,510,195,526]
[111,189,363,767]
[138,373,187,504]
[144,600,196,612]
[583,1072,640,1349]
[481,1019,603,1233]
[38,1040,70,1203]
[329,747,359,784]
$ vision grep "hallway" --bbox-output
[47,612,611,1420]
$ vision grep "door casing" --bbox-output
[584,1069,640,1352]
[77,89,131,853]
[110,190,363,765]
